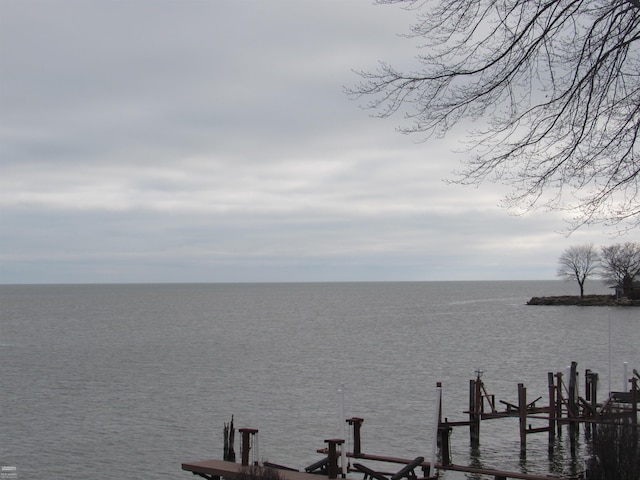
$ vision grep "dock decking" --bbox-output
[182,457,579,480]
[184,364,637,480]
[182,459,329,480]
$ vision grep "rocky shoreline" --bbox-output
[527,294,640,306]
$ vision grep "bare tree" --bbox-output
[557,243,600,298]
[599,242,640,297]
[349,0,640,231]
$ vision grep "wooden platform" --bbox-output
[182,459,334,480]
[348,454,577,480]
[183,457,578,480]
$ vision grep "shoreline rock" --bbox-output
[526,295,640,306]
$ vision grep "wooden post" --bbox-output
[568,362,578,418]
[631,377,638,427]
[585,369,598,408]
[224,416,236,462]
[547,372,555,446]
[438,423,451,466]
[632,377,639,451]
[584,369,598,438]
[469,379,480,444]
[518,383,527,456]
[239,428,258,466]
[568,362,579,447]
[555,372,563,436]
[591,370,598,409]
[437,382,451,466]
[347,417,364,456]
[324,438,344,479]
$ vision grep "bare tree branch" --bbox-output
[348,0,640,230]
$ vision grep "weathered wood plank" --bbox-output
[182,459,331,480]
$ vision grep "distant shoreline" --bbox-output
[527,295,640,306]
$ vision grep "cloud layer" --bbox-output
[0,0,621,284]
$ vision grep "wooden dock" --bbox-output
[182,459,331,480]
[336,451,578,480]
[182,456,579,480]
[183,362,638,480]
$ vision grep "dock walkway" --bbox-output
[182,459,332,480]
[182,457,578,480]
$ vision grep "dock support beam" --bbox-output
[239,428,258,466]
[347,417,364,456]
[568,362,578,419]
[324,438,344,479]
[437,383,452,466]
[632,377,638,427]
[438,423,452,466]
[469,378,481,444]
[585,369,598,409]
[547,372,555,447]
[224,416,236,462]
[518,383,527,456]
[555,372,563,437]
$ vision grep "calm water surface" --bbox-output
[1,281,638,479]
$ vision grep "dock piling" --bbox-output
[469,377,481,444]
[555,372,563,436]
[547,373,555,447]
[224,416,236,462]
[324,438,344,479]
[239,428,259,466]
[518,383,527,456]
[347,417,364,457]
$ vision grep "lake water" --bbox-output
[1,281,638,480]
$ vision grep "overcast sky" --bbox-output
[0,0,629,284]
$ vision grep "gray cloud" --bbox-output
[0,0,620,283]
